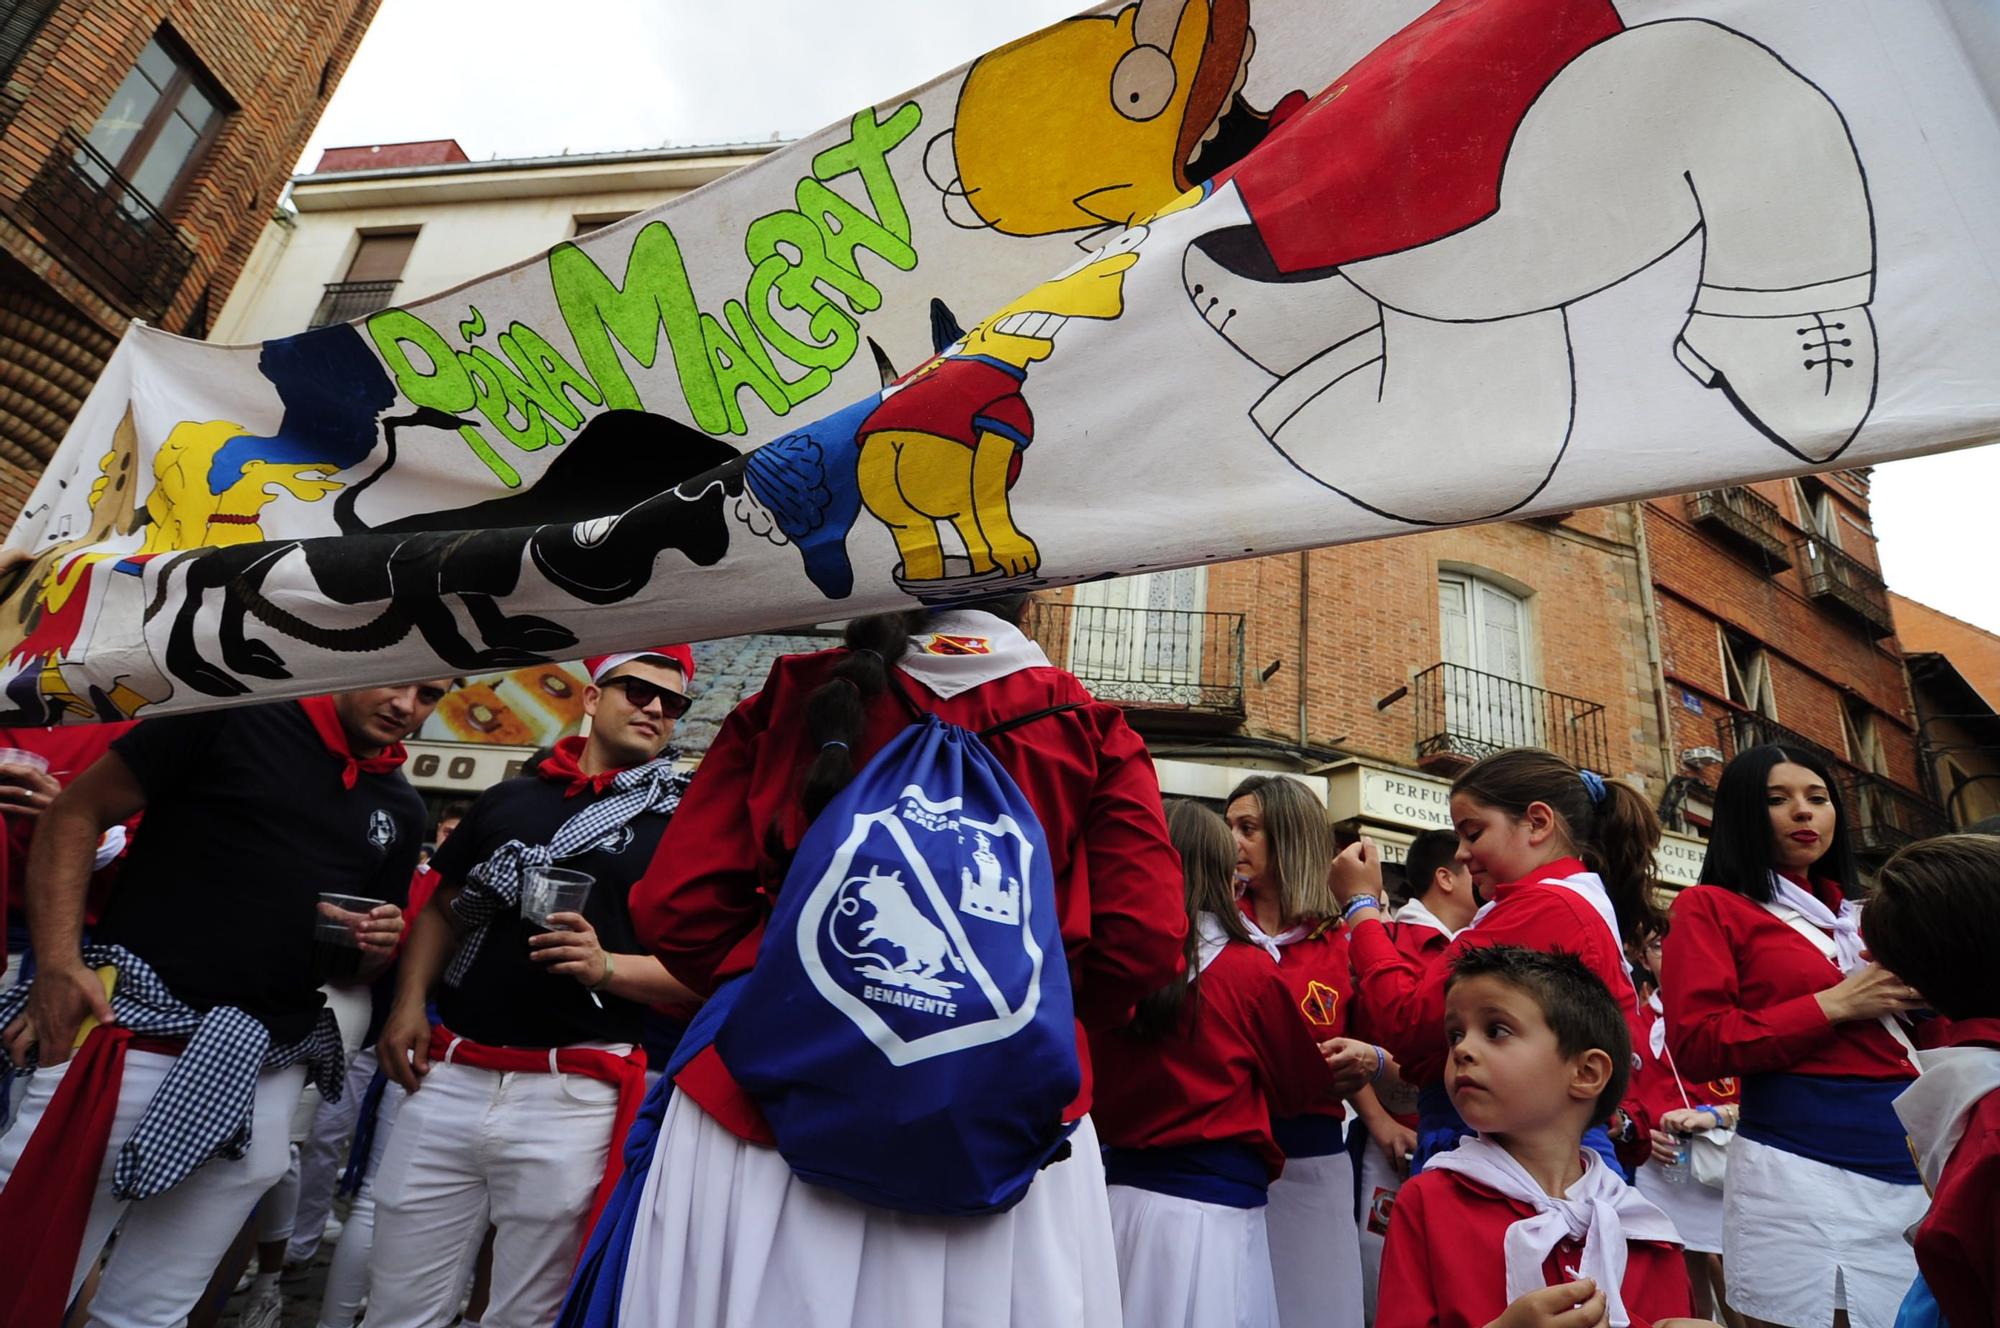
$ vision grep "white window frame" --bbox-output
[1718,627,1778,720]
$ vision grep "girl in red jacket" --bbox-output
[1332,748,1664,1176]
[1660,744,1925,1328]
[617,600,1187,1328]
[1093,800,1357,1328]
[1226,773,1385,1328]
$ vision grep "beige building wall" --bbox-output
[211,146,771,344]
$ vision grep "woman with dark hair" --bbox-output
[1329,747,1664,1175]
[1093,800,1356,1328]
[1224,773,1381,1328]
[610,596,1186,1326]
[1660,743,1927,1328]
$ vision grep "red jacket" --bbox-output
[1255,917,1354,1122]
[1377,1166,1691,1328]
[1913,1016,2000,1328]
[1091,939,1339,1178]
[1348,860,1646,1087]
[0,721,137,928]
[630,650,1186,1143]
[1632,999,1740,1130]
[1659,884,1916,1082]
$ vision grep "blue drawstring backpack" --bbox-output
[713,692,1082,1216]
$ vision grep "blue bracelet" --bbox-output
[1342,896,1381,922]
[1371,1045,1388,1084]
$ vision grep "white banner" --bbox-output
[5,0,1998,723]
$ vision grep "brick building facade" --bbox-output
[0,0,379,527]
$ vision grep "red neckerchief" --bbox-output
[537,735,620,798]
[297,696,408,789]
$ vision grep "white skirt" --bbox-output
[1264,1150,1365,1328]
[1354,1140,1405,1325]
[617,1092,1122,1327]
[1635,1159,1725,1255]
[1721,1136,1928,1328]
[1108,1184,1277,1328]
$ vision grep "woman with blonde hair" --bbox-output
[1225,774,1381,1328]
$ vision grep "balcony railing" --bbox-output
[309,279,400,329]
[1023,600,1244,718]
[13,128,197,321]
[1797,537,1895,638]
[1412,663,1610,774]
[1686,486,1790,570]
[1714,713,1948,854]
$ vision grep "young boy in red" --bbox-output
[1378,946,1693,1328]
[1864,834,2000,1328]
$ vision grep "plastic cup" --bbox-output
[314,892,385,984]
[0,748,49,777]
[520,866,593,932]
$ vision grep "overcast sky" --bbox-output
[303,0,1997,637]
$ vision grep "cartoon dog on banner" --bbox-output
[936,0,1877,524]
[736,228,1148,602]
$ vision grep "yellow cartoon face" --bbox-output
[957,228,1148,367]
[948,0,1252,236]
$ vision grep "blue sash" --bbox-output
[1414,1081,1624,1177]
[1738,1073,1921,1185]
[1102,1141,1270,1209]
[1271,1112,1347,1159]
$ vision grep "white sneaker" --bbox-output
[321,1211,343,1244]
[238,1281,284,1328]
[1674,306,1876,462]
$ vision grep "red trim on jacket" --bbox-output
[1913,1016,2000,1328]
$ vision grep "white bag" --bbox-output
[1689,1125,1732,1188]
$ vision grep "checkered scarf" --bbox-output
[0,945,344,1200]
[444,751,688,986]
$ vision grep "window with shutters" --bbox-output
[572,213,634,237]
[1718,627,1777,719]
[1794,477,1841,548]
[1438,572,1537,748]
[1842,695,1886,775]
[1068,568,1208,703]
[81,31,228,215]
[308,229,418,328]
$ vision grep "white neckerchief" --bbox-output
[1894,1045,2000,1194]
[1647,991,1667,1060]
[1761,873,1865,975]
[1235,909,1301,964]
[895,610,1052,699]
[1393,896,1461,941]
[1426,1138,1680,1327]
[1471,869,1629,980]
[1194,911,1238,974]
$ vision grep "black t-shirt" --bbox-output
[98,701,425,1043]
[430,773,669,1049]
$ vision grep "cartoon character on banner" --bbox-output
[735,224,1151,603]
[932,0,1877,524]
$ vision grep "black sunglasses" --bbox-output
[601,674,691,718]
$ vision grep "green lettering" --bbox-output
[722,297,823,408]
[457,424,521,487]
[499,323,601,426]
[743,212,862,367]
[366,309,474,414]
[810,102,922,246]
[794,177,914,311]
[701,310,789,435]
[549,225,723,433]
[460,347,559,452]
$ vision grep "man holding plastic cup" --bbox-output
[0,680,446,1327]
[372,647,700,1328]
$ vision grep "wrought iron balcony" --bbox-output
[1843,770,1951,853]
[308,279,400,329]
[1686,486,1791,570]
[1023,600,1244,719]
[1797,537,1894,638]
[1412,663,1610,775]
[13,128,197,322]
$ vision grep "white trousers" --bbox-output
[1108,1184,1277,1328]
[315,1080,413,1328]
[0,1050,306,1328]
[618,1093,1122,1328]
[286,1046,378,1264]
[1265,1150,1365,1328]
[365,1056,620,1328]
